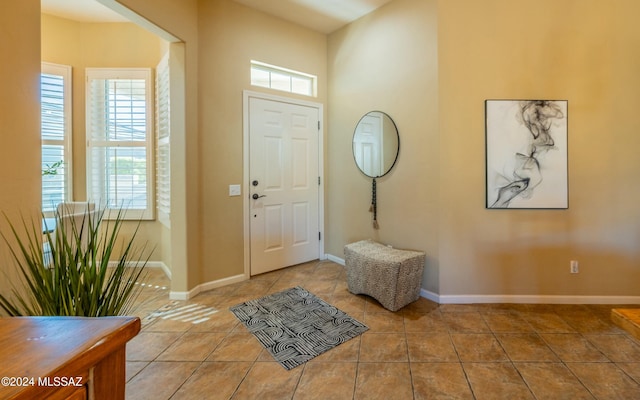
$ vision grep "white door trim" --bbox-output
[242,90,325,278]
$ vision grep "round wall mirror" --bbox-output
[352,111,399,178]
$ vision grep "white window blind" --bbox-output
[250,60,316,97]
[156,53,170,226]
[86,68,154,220]
[41,62,72,214]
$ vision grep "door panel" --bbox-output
[292,138,309,188]
[264,137,284,189]
[292,202,310,244]
[249,97,319,275]
[264,204,284,250]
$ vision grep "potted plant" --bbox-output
[0,205,151,316]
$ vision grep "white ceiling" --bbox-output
[40,0,394,33]
[232,0,395,33]
[41,0,129,23]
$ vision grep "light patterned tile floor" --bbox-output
[125,260,640,399]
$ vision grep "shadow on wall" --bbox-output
[422,254,439,295]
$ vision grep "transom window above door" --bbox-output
[250,60,317,97]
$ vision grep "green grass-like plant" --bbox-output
[0,206,150,316]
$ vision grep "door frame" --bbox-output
[242,90,325,278]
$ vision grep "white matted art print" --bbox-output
[485,100,568,209]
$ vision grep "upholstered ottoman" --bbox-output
[344,239,426,311]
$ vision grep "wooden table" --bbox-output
[0,316,140,400]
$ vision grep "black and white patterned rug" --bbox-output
[230,286,369,370]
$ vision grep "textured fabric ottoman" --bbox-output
[344,239,426,312]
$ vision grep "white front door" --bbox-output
[248,96,320,275]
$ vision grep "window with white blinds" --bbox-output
[156,53,170,226]
[86,68,154,220]
[41,62,72,214]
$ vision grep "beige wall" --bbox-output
[41,14,167,263]
[6,0,636,301]
[197,0,328,282]
[327,0,440,292]
[114,0,199,291]
[0,0,41,303]
[329,0,640,301]
[437,0,640,299]
[113,0,327,289]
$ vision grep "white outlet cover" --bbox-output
[229,184,241,196]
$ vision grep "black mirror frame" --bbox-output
[352,111,400,178]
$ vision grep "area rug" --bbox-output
[230,286,368,370]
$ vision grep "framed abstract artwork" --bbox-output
[485,100,568,209]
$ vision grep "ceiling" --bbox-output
[232,0,395,33]
[40,0,395,33]
[41,0,129,23]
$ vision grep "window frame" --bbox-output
[85,67,155,220]
[41,62,73,216]
[155,53,171,227]
[250,60,317,97]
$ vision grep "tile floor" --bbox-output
[126,260,640,399]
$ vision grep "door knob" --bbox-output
[252,193,266,200]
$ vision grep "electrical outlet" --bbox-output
[570,260,579,274]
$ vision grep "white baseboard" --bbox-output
[135,257,640,304]
[325,254,345,266]
[326,253,640,305]
[170,273,247,301]
[169,289,198,301]
[147,261,172,279]
[107,260,170,277]
[432,293,640,305]
[420,288,441,303]
[107,260,249,301]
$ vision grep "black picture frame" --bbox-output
[485,99,568,209]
